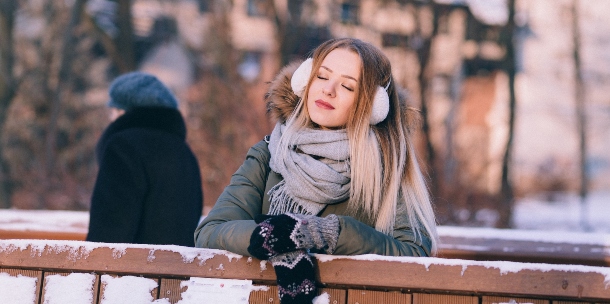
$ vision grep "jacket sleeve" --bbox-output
[87,137,147,243]
[333,202,433,257]
[194,141,269,256]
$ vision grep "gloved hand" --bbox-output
[270,249,317,304]
[247,213,340,260]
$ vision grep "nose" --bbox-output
[322,82,335,97]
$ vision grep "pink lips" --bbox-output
[315,100,335,110]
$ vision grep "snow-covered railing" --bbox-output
[0,239,609,304]
[2,209,609,267]
[437,226,610,267]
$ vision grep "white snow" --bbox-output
[438,226,610,246]
[176,278,254,303]
[44,273,96,304]
[312,292,330,304]
[513,191,610,233]
[0,209,88,233]
[0,239,242,265]
[0,273,37,304]
[100,275,168,304]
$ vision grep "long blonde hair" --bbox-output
[278,38,438,254]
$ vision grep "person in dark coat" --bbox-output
[87,72,203,247]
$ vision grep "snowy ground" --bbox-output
[513,190,610,233]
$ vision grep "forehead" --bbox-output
[321,48,362,81]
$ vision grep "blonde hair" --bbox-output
[278,38,438,254]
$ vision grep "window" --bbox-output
[247,0,268,17]
[382,33,410,48]
[340,2,359,25]
[197,0,210,13]
[238,52,262,82]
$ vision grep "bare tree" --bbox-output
[498,0,517,228]
[0,1,18,208]
[571,0,589,231]
[83,0,136,73]
[45,0,88,181]
[413,2,440,196]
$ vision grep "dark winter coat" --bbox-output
[87,107,203,246]
[194,63,432,257]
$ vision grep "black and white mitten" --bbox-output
[248,213,340,260]
[270,249,317,304]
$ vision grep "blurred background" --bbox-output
[0,0,608,231]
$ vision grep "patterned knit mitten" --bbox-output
[247,213,340,260]
[270,249,317,304]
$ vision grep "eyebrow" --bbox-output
[321,66,358,82]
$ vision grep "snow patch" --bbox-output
[100,275,166,304]
[313,292,330,304]
[0,273,37,304]
[0,239,242,265]
[44,273,95,304]
[174,277,254,303]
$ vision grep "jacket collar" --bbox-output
[96,107,187,160]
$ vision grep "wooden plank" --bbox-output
[158,278,187,304]
[1,242,609,302]
[0,268,42,304]
[156,278,346,304]
[552,301,592,304]
[320,288,347,304]
[249,286,345,304]
[249,285,279,303]
[347,289,411,304]
[482,296,549,304]
[413,293,477,304]
[40,271,98,304]
[0,244,277,283]
[316,257,610,301]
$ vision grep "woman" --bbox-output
[195,38,438,304]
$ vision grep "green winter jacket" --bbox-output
[194,139,432,257]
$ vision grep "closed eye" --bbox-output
[342,85,354,92]
[317,75,328,80]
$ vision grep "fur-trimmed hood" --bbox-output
[265,61,302,124]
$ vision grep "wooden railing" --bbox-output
[1,220,608,267]
[0,239,609,304]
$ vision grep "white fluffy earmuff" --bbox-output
[290,58,390,125]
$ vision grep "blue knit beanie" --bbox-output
[107,72,178,110]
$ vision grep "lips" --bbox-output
[315,99,335,110]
